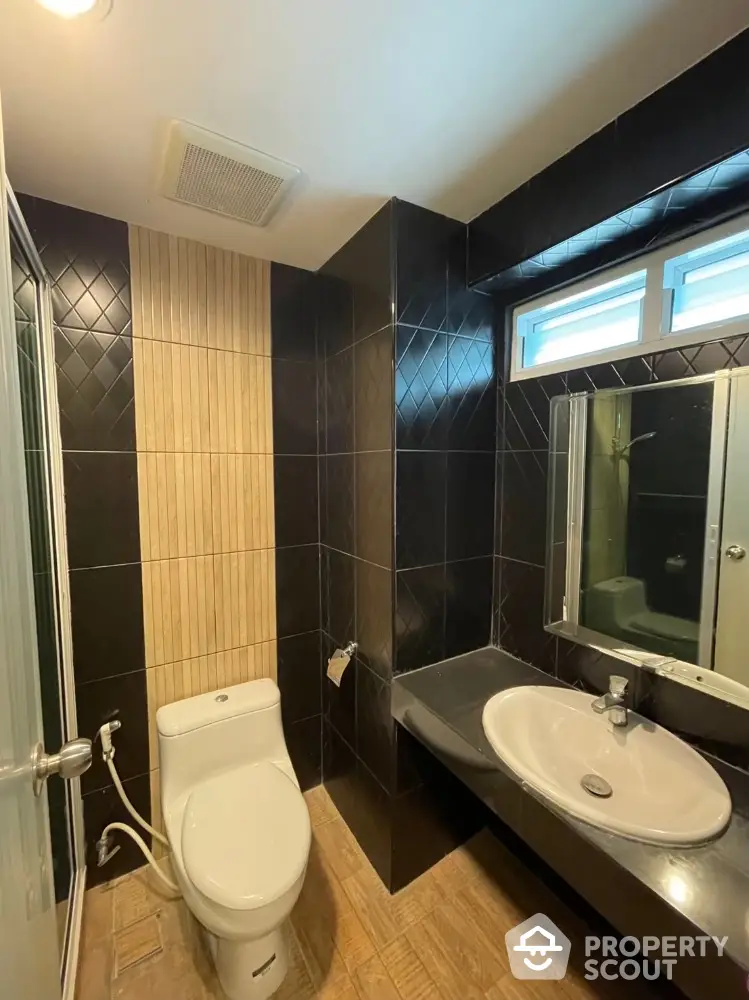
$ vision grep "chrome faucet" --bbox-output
[591,675,629,727]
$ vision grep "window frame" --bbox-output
[510,211,749,382]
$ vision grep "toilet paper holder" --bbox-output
[326,641,357,687]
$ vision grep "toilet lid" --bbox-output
[181,762,311,911]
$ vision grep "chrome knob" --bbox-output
[32,738,92,796]
[725,544,746,561]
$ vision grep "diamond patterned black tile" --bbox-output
[55,328,135,451]
[498,557,556,674]
[395,564,446,674]
[503,373,565,450]
[500,450,548,566]
[446,335,496,451]
[395,325,449,449]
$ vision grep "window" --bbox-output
[516,271,646,370]
[664,228,749,334]
[511,215,749,381]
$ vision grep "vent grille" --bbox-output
[161,122,300,227]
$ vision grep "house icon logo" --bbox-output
[505,913,571,980]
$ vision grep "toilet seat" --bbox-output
[181,761,311,912]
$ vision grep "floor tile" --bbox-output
[379,936,446,1000]
[353,953,401,1000]
[304,784,338,828]
[113,914,163,976]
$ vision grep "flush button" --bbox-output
[215,694,229,703]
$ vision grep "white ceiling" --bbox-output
[2,0,748,271]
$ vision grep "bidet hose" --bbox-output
[105,754,169,847]
[100,823,180,895]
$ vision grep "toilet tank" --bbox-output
[157,678,291,805]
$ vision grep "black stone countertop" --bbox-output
[392,646,749,1000]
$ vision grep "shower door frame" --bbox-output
[8,185,86,1000]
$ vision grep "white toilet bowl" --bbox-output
[157,679,312,1000]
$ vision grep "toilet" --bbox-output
[156,678,311,1000]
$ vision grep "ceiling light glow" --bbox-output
[37,0,101,18]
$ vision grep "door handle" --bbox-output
[725,544,746,561]
[32,738,92,796]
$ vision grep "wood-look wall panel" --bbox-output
[146,640,278,767]
[131,224,278,790]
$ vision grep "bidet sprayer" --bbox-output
[96,719,121,761]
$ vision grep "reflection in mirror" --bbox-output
[544,371,749,704]
[581,381,713,665]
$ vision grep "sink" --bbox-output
[482,686,731,846]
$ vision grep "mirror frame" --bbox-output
[544,367,749,711]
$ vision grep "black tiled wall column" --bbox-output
[317,202,396,884]
[271,262,323,792]
[19,194,149,885]
[395,203,497,676]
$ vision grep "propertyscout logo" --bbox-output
[505,914,571,980]
[505,914,728,983]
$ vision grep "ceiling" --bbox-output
[2,0,748,271]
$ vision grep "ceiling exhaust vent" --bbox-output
[160,121,300,226]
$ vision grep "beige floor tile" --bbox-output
[314,817,367,882]
[353,954,401,1000]
[379,935,446,1000]
[275,929,315,1000]
[304,784,338,828]
[113,914,163,977]
[75,936,113,1000]
[390,869,445,928]
[113,870,163,930]
[81,883,115,950]
[340,866,400,952]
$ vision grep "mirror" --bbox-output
[546,367,749,707]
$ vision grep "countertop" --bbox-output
[392,647,749,990]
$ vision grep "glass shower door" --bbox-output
[9,203,77,967]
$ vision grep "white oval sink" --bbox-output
[482,686,731,846]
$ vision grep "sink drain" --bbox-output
[581,773,612,798]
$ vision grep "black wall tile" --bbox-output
[84,774,151,886]
[356,660,393,791]
[274,455,319,548]
[320,453,355,554]
[445,557,494,659]
[395,564,446,674]
[503,374,565,450]
[76,670,149,793]
[324,347,354,453]
[321,547,355,647]
[447,335,496,452]
[323,632,357,748]
[320,202,393,349]
[355,451,392,569]
[498,557,556,674]
[276,544,320,638]
[395,325,449,449]
[63,452,140,569]
[55,329,135,452]
[69,564,145,684]
[270,262,317,361]
[347,756,392,887]
[500,450,548,566]
[446,452,495,561]
[286,715,322,792]
[278,630,321,725]
[396,200,460,331]
[322,719,360,820]
[272,359,318,454]
[318,271,354,358]
[355,560,393,681]
[354,327,393,452]
[468,31,749,286]
[396,451,446,570]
